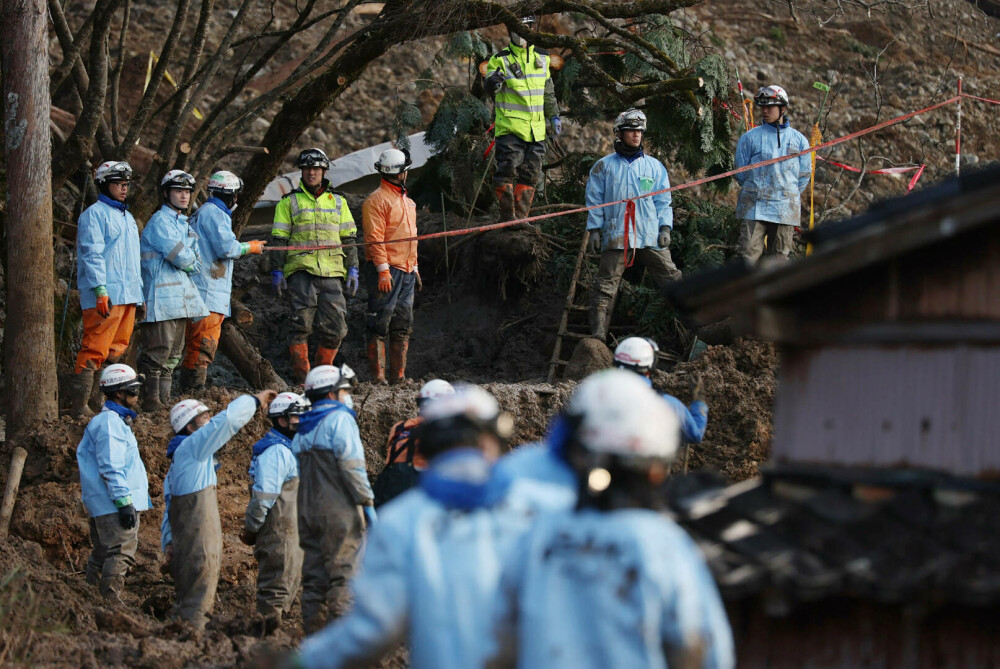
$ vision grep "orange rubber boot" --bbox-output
[495,184,515,221]
[388,333,409,385]
[315,347,338,367]
[513,184,536,219]
[367,337,387,385]
[289,343,310,385]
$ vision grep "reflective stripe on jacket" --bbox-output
[486,44,559,142]
[140,205,208,321]
[734,121,811,225]
[585,151,673,251]
[76,407,152,517]
[77,195,144,310]
[362,180,418,273]
[272,184,357,279]
[190,198,242,316]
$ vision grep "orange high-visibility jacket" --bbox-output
[361,179,418,273]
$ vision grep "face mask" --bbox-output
[510,33,527,48]
[343,394,354,410]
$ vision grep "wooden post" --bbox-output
[2,0,59,435]
[0,447,28,540]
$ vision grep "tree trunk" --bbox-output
[218,321,287,392]
[2,0,58,434]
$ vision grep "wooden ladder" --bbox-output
[547,231,617,383]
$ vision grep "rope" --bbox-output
[266,95,966,253]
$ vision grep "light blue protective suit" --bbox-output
[734,120,811,226]
[140,204,207,322]
[190,197,244,316]
[76,195,144,310]
[76,402,152,517]
[489,508,735,669]
[585,150,673,251]
[296,448,570,669]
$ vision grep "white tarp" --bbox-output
[255,131,438,207]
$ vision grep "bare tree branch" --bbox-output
[48,1,95,96]
[109,0,130,146]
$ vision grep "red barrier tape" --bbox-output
[817,156,926,193]
[962,92,1000,106]
[267,95,965,252]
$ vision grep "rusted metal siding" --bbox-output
[773,345,1000,476]
[729,599,1000,668]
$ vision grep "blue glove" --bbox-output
[270,270,287,297]
[346,266,359,297]
[551,116,562,136]
[363,505,377,528]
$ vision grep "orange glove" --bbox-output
[378,270,393,294]
[241,240,266,255]
[95,286,111,317]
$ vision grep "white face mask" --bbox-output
[342,394,354,410]
[510,33,527,48]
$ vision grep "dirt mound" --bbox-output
[656,338,778,480]
[564,338,614,381]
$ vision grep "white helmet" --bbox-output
[207,170,243,196]
[170,399,210,433]
[754,85,789,107]
[99,363,141,395]
[565,369,680,462]
[613,337,659,375]
[160,169,196,191]
[421,385,514,439]
[268,392,310,419]
[303,364,356,399]
[417,379,455,409]
[614,108,647,138]
[374,148,411,175]
[296,147,330,169]
[95,160,133,184]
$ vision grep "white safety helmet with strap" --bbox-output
[374,148,412,176]
[207,170,243,196]
[613,336,660,375]
[170,399,210,434]
[420,384,515,444]
[268,392,311,419]
[99,363,142,395]
[160,169,196,191]
[613,108,647,139]
[754,85,789,108]
[95,160,133,184]
[303,364,356,399]
[565,368,681,463]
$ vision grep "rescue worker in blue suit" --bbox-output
[160,388,277,630]
[182,171,267,391]
[586,109,681,341]
[72,161,145,417]
[613,336,708,442]
[295,364,375,633]
[76,364,150,603]
[242,392,308,632]
[291,385,570,669]
[488,369,734,669]
[734,85,811,263]
[139,170,208,411]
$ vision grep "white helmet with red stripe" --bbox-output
[170,399,210,433]
[613,337,659,375]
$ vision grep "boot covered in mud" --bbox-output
[289,342,310,385]
[495,183,515,221]
[367,336,387,385]
[180,367,207,393]
[70,369,96,418]
[513,184,536,219]
[388,332,410,385]
[315,346,338,367]
[160,374,174,406]
[589,303,610,342]
[141,371,164,412]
